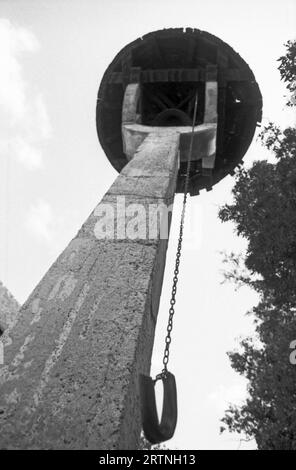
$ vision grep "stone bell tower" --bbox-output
[0,28,262,450]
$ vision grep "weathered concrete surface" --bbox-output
[0,132,179,450]
[122,122,217,165]
[122,83,141,126]
[0,281,20,333]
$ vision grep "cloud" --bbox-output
[33,94,51,140]
[0,137,43,170]
[0,19,39,120]
[0,19,51,170]
[208,381,247,413]
[25,200,54,243]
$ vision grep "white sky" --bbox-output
[0,0,295,450]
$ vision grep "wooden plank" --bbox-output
[107,68,250,84]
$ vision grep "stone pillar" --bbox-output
[0,131,179,450]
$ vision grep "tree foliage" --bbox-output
[219,40,296,449]
[278,40,296,106]
[138,433,168,450]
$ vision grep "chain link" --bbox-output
[159,92,198,378]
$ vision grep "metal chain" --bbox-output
[157,92,198,381]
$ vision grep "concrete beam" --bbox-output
[121,81,218,170]
[122,122,217,167]
[0,131,180,450]
[122,83,141,125]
